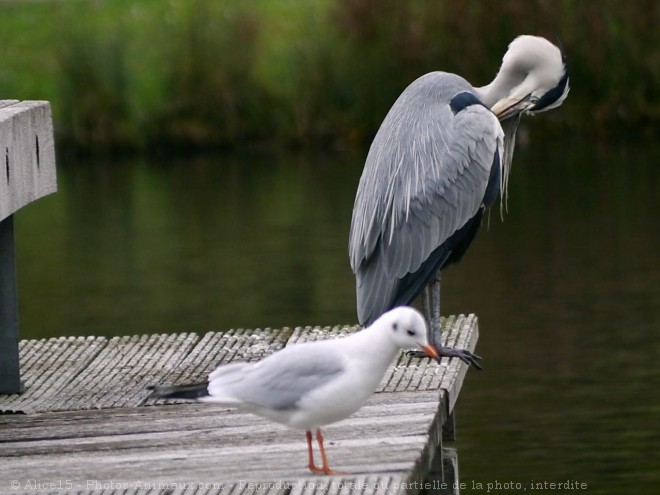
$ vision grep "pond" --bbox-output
[14,136,660,494]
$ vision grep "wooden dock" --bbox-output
[0,316,478,495]
[0,99,479,495]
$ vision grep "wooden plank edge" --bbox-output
[441,314,479,416]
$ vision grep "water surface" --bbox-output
[14,137,660,494]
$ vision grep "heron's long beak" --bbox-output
[419,343,441,362]
[491,94,535,121]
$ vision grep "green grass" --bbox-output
[0,0,657,153]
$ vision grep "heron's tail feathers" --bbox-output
[147,381,209,400]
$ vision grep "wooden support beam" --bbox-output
[0,215,22,393]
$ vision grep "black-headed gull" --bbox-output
[149,306,440,475]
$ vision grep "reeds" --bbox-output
[1,0,656,153]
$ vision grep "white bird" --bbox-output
[149,306,440,475]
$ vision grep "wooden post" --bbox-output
[0,215,23,393]
[0,100,57,394]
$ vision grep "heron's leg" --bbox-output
[430,272,442,350]
[421,273,443,348]
[422,285,432,332]
[410,271,483,370]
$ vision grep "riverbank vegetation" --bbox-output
[1,0,657,153]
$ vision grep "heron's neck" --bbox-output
[475,68,523,107]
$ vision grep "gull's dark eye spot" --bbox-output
[392,323,398,331]
[406,329,415,337]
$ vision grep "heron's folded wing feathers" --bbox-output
[349,72,502,323]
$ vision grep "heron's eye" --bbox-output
[406,329,415,337]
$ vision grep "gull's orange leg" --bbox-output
[306,430,326,474]
[315,428,348,475]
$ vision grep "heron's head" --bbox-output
[490,35,569,121]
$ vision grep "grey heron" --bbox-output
[349,35,569,368]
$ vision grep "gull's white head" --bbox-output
[379,307,439,360]
[487,35,570,120]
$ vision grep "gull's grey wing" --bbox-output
[349,72,503,324]
[208,343,346,410]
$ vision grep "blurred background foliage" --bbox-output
[1,0,658,153]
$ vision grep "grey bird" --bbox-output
[349,35,569,367]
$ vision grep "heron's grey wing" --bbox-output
[349,72,503,324]
[208,343,345,411]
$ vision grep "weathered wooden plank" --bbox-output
[0,328,290,413]
[0,315,476,415]
[0,315,477,414]
[179,327,291,374]
[52,333,200,411]
[0,392,438,443]
[166,476,411,495]
[0,100,57,222]
[0,334,200,413]
[440,314,479,414]
[0,336,107,413]
[143,328,291,406]
[289,475,409,495]
[0,391,440,493]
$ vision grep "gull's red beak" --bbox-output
[419,344,440,362]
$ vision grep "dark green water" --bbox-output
[13,137,660,494]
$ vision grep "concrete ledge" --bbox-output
[0,100,57,222]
